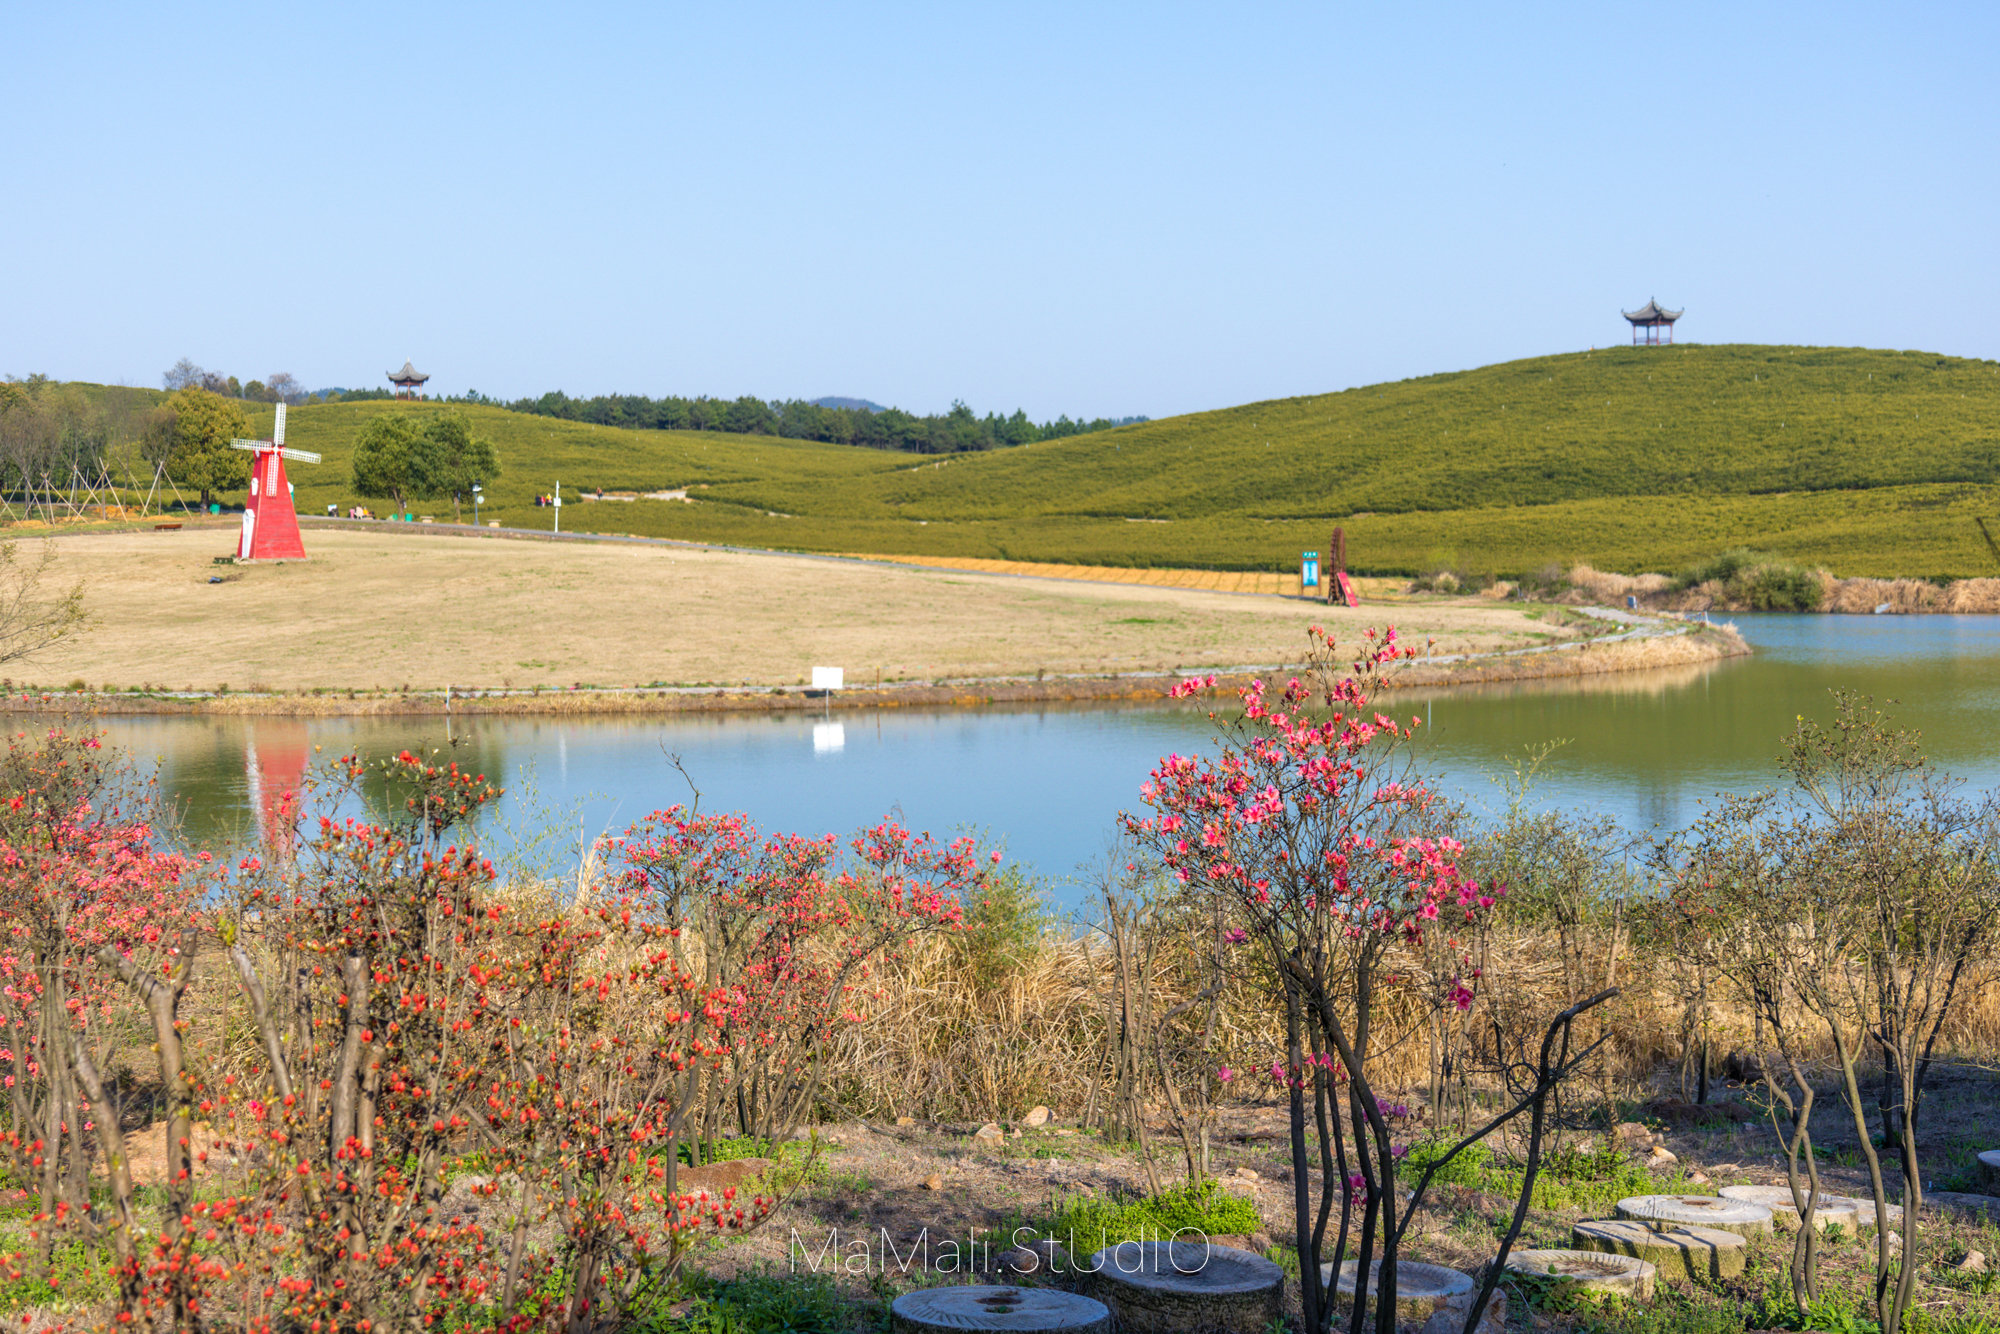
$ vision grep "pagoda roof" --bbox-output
[387,360,430,384]
[1622,299,1683,324]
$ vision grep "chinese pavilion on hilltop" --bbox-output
[1622,299,1683,345]
[388,360,430,399]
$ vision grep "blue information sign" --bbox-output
[1301,551,1320,588]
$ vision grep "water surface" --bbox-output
[98,615,2000,906]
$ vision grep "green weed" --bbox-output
[1747,1281,1882,1334]
[1401,1136,1679,1214]
[1040,1179,1262,1252]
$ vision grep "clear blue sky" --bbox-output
[5,2,1994,420]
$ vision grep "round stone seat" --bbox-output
[1322,1258,1475,1317]
[1918,1191,1994,1223]
[1503,1249,1656,1302]
[1573,1219,1747,1282]
[1756,1192,1901,1233]
[1835,1196,1903,1232]
[1615,1193,1773,1238]
[1718,1185,1862,1233]
[1978,1150,2000,1191]
[891,1286,1109,1334]
[1085,1241,1283,1334]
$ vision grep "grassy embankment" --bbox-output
[55,342,2000,578]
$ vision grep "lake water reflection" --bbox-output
[98,614,2000,906]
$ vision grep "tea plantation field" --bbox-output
[202,343,2000,577]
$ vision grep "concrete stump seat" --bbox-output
[1978,1151,2000,1191]
[1573,1219,1747,1282]
[1615,1194,1774,1238]
[1502,1250,1656,1302]
[1323,1259,1475,1317]
[1717,1185,1862,1233]
[1924,1191,2000,1224]
[890,1286,1109,1334]
[1085,1242,1283,1334]
[1806,1195,1903,1233]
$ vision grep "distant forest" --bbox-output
[318,388,1144,454]
[442,391,1149,455]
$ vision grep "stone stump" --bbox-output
[1807,1194,1902,1233]
[1615,1194,1774,1238]
[1502,1249,1656,1302]
[1978,1151,2000,1192]
[1573,1219,1746,1282]
[890,1286,1109,1334]
[1923,1192,2000,1224]
[1085,1241,1283,1334]
[1718,1185,1861,1233]
[1322,1259,1478,1324]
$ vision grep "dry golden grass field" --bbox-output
[21,525,1604,694]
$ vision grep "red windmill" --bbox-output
[230,403,321,560]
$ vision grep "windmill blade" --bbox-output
[279,447,321,464]
[274,402,287,446]
[230,439,264,453]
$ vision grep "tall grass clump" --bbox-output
[1671,548,1824,610]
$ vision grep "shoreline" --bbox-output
[1,623,1750,717]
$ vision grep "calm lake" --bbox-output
[96,615,2000,908]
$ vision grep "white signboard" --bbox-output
[811,666,844,690]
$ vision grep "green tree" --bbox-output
[350,414,439,513]
[422,410,500,522]
[145,388,250,506]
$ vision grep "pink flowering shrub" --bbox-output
[1123,626,1502,1334]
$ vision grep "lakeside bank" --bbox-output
[3,621,1749,717]
[7,523,1746,715]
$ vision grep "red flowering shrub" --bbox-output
[0,732,995,1334]
[1123,627,1503,1334]
[610,809,989,1154]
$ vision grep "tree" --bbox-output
[1777,695,1998,1334]
[161,358,203,391]
[0,538,91,663]
[146,388,249,506]
[351,413,439,512]
[265,371,305,405]
[422,409,500,522]
[1123,628,1538,1334]
[0,379,115,505]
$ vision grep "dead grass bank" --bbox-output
[12,529,1741,705]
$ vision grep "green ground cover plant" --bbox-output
[1039,1178,1262,1250]
[30,342,2000,577]
[1399,1137,1687,1215]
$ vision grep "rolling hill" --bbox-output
[67,343,2000,578]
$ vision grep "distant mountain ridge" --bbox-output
[811,396,888,413]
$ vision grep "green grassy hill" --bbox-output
[99,343,2000,578]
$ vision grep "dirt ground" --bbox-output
[697,1069,2000,1328]
[20,526,1598,694]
